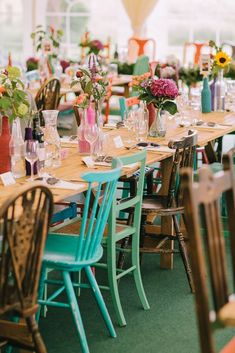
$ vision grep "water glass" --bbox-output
[84,123,99,158]
[25,140,38,181]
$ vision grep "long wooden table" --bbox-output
[1,111,235,268]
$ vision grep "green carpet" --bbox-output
[39,252,235,353]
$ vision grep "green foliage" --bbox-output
[0,67,29,122]
[31,25,64,57]
[111,61,134,75]
[179,66,202,87]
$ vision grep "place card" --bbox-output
[0,172,16,186]
[113,135,124,148]
[82,156,95,168]
[200,54,211,76]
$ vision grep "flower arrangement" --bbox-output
[80,32,104,56]
[31,25,64,58]
[130,73,179,115]
[72,55,109,112]
[209,40,231,75]
[0,67,29,122]
[179,66,202,88]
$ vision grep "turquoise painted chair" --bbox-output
[37,163,122,353]
[133,55,149,76]
[96,150,150,326]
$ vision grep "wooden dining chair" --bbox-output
[183,42,211,65]
[0,184,54,353]
[37,163,122,353]
[128,37,156,61]
[181,148,235,353]
[140,130,198,293]
[35,77,61,124]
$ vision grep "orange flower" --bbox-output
[0,86,6,94]
[74,93,88,105]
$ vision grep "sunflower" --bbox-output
[214,51,231,68]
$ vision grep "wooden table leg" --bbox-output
[158,156,174,269]
[124,84,130,98]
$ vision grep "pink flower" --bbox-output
[150,78,178,99]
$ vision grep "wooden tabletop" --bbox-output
[0,111,235,208]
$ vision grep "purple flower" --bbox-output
[90,39,104,51]
[150,78,178,99]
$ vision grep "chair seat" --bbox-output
[0,320,34,349]
[221,337,235,353]
[218,301,235,327]
[52,218,135,240]
[43,233,103,269]
[142,194,184,216]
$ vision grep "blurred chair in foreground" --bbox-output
[0,184,53,353]
[182,149,235,353]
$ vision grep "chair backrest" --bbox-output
[0,184,54,317]
[110,150,146,234]
[133,55,150,76]
[181,148,235,353]
[35,77,61,113]
[119,96,140,120]
[73,162,122,262]
[183,42,211,65]
[128,38,156,61]
[167,130,198,207]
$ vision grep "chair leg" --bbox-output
[63,271,90,353]
[132,231,150,311]
[172,215,195,293]
[84,267,116,338]
[36,266,47,322]
[25,316,47,353]
[107,241,127,327]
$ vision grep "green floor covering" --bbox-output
[39,253,235,353]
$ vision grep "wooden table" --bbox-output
[29,75,132,99]
[1,111,235,268]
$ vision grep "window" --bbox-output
[46,0,90,59]
[0,0,23,64]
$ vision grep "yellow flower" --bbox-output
[214,51,231,68]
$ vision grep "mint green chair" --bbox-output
[133,55,149,76]
[37,163,122,353]
[96,150,150,326]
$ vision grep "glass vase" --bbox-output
[10,117,26,178]
[42,110,61,168]
[77,109,90,154]
[214,69,226,112]
[149,109,166,138]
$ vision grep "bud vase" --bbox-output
[0,116,11,174]
[149,109,166,138]
[214,69,226,112]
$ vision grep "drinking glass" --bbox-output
[84,123,99,158]
[25,140,38,181]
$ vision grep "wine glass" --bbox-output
[25,140,38,181]
[84,123,99,158]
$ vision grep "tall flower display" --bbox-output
[0,67,29,121]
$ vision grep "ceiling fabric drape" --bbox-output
[122,0,158,37]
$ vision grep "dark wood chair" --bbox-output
[35,78,61,125]
[0,184,54,352]
[140,130,198,293]
[181,148,235,353]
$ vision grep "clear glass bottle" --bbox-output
[9,117,26,178]
[42,110,61,168]
[77,109,90,154]
[33,114,45,174]
[214,69,226,112]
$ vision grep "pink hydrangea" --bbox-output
[150,78,178,99]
